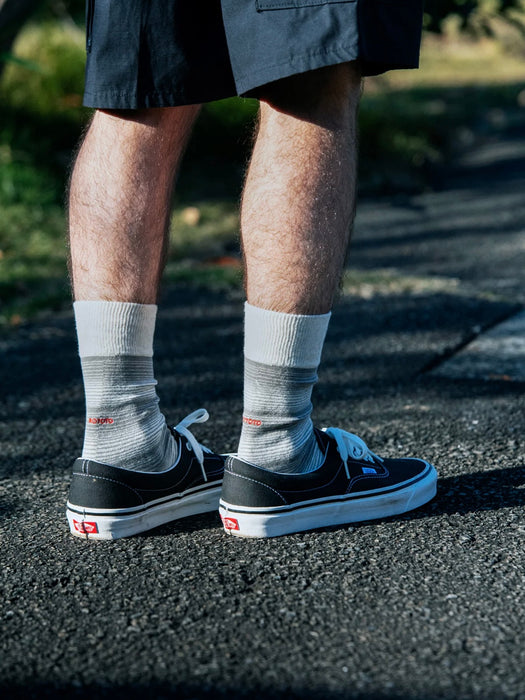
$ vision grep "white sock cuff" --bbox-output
[244,303,331,368]
[74,301,157,357]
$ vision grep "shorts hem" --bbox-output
[83,52,420,110]
[234,44,359,94]
[83,86,236,110]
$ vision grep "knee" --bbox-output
[257,62,362,126]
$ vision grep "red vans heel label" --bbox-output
[73,520,99,534]
[221,516,240,531]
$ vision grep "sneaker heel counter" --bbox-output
[221,465,287,508]
[68,470,143,510]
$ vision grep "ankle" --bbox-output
[239,420,323,474]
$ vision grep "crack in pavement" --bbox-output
[429,308,525,382]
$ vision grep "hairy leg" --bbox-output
[69,106,199,302]
[241,62,362,315]
[237,63,362,474]
[67,106,200,474]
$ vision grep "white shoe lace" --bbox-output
[173,408,213,482]
[322,427,383,479]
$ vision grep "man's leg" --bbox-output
[242,63,358,316]
[238,63,360,473]
[220,63,437,537]
[66,107,225,539]
[69,107,197,472]
[70,107,198,303]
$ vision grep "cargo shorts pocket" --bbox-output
[256,0,355,10]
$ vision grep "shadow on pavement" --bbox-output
[0,290,519,402]
[434,466,525,515]
[301,466,525,540]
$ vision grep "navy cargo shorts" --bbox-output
[83,0,424,109]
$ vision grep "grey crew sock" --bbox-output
[239,360,322,473]
[74,301,177,473]
[237,303,331,474]
[80,356,177,472]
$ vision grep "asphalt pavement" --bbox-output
[1,126,524,700]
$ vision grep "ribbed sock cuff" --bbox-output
[244,303,331,369]
[74,301,157,357]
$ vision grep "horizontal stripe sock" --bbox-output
[238,303,331,474]
[74,301,177,473]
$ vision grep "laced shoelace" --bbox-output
[323,427,383,479]
[173,408,213,482]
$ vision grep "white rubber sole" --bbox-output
[219,465,437,538]
[67,485,222,540]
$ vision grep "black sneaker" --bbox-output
[219,427,437,538]
[67,409,225,540]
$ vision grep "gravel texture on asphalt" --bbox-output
[1,131,524,700]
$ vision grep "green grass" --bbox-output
[0,201,69,325]
[165,202,242,291]
[358,34,525,189]
[0,21,524,328]
[170,202,239,258]
[341,269,460,299]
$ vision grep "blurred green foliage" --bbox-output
[2,22,86,119]
[425,0,525,34]
[0,21,86,204]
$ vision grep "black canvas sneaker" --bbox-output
[67,409,225,540]
[219,427,437,538]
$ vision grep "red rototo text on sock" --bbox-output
[88,417,114,425]
[242,416,262,427]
